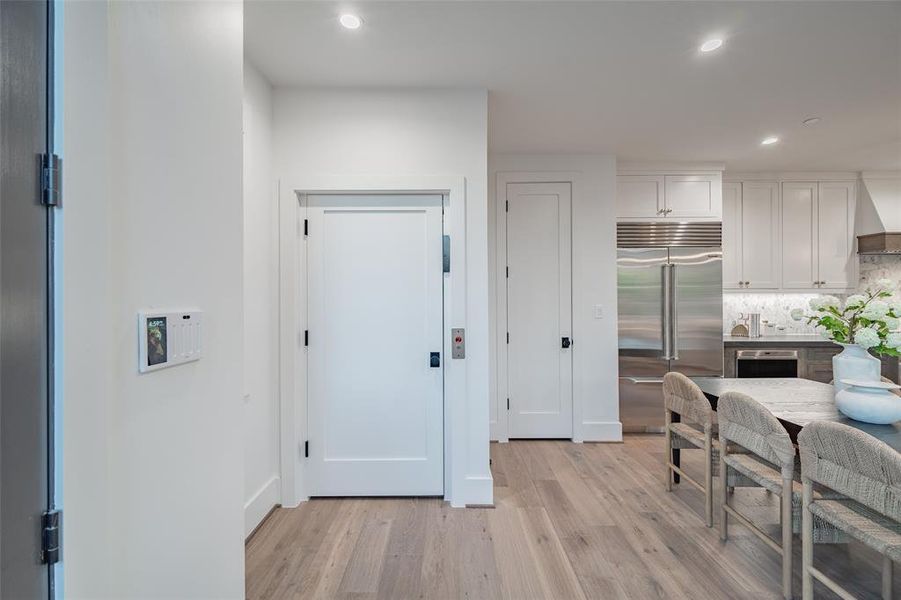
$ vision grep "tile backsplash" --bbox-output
[858,254,901,291]
[723,255,901,335]
[723,293,822,335]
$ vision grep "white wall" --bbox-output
[63,1,245,597]
[489,155,621,442]
[272,88,492,504]
[242,60,280,537]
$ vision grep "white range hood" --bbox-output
[857,173,901,254]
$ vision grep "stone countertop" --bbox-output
[723,334,836,347]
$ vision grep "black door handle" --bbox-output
[561,337,572,349]
[430,352,441,367]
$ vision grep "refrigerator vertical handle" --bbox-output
[670,263,679,360]
[661,263,673,360]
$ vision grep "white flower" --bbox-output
[845,294,867,309]
[877,278,896,291]
[890,300,901,316]
[861,300,890,320]
[809,296,840,311]
[885,317,901,331]
[888,332,901,349]
[854,328,881,349]
[790,308,805,322]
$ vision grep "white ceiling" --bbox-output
[245,1,901,171]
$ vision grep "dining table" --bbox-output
[690,377,901,452]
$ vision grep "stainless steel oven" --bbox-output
[735,349,799,378]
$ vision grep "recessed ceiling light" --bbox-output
[761,136,780,146]
[802,117,821,126]
[700,38,724,53]
[339,14,362,30]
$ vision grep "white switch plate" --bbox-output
[594,304,604,319]
[138,310,203,373]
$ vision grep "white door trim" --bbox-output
[278,175,468,507]
[494,171,582,443]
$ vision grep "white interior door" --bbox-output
[505,182,573,438]
[306,194,444,496]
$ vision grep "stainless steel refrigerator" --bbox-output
[617,222,724,432]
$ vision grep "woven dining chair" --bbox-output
[799,421,901,600]
[663,372,719,527]
[718,391,798,599]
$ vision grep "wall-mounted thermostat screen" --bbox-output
[146,317,168,366]
[139,310,203,373]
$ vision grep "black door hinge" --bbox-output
[506,332,510,344]
[506,398,510,410]
[506,266,509,278]
[41,509,61,565]
[303,219,309,236]
[304,440,309,458]
[505,200,509,212]
[41,153,61,207]
[304,330,309,347]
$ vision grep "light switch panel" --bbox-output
[138,310,203,373]
[594,304,604,319]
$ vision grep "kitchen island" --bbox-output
[723,335,840,381]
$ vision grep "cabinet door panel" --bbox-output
[665,175,719,218]
[722,182,743,290]
[818,182,855,290]
[617,175,664,218]
[781,182,817,289]
[740,182,779,289]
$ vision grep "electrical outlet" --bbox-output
[594,304,604,319]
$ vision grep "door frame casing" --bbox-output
[278,175,467,507]
[495,172,578,442]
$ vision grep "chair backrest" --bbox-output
[717,391,795,478]
[799,421,901,521]
[662,372,714,427]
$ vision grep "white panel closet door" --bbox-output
[506,182,573,438]
[306,194,444,496]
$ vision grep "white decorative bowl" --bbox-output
[835,379,901,425]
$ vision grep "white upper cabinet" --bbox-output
[664,175,719,218]
[617,173,721,220]
[781,182,817,289]
[740,182,780,290]
[816,182,856,290]
[617,176,664,218]
[722,182,742,290]
[723,178,857,293]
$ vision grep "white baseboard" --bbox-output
[459,474,494,508]
[578,420,623,442]
[245,476,280,538]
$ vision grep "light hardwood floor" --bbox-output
[246,435,896,599]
